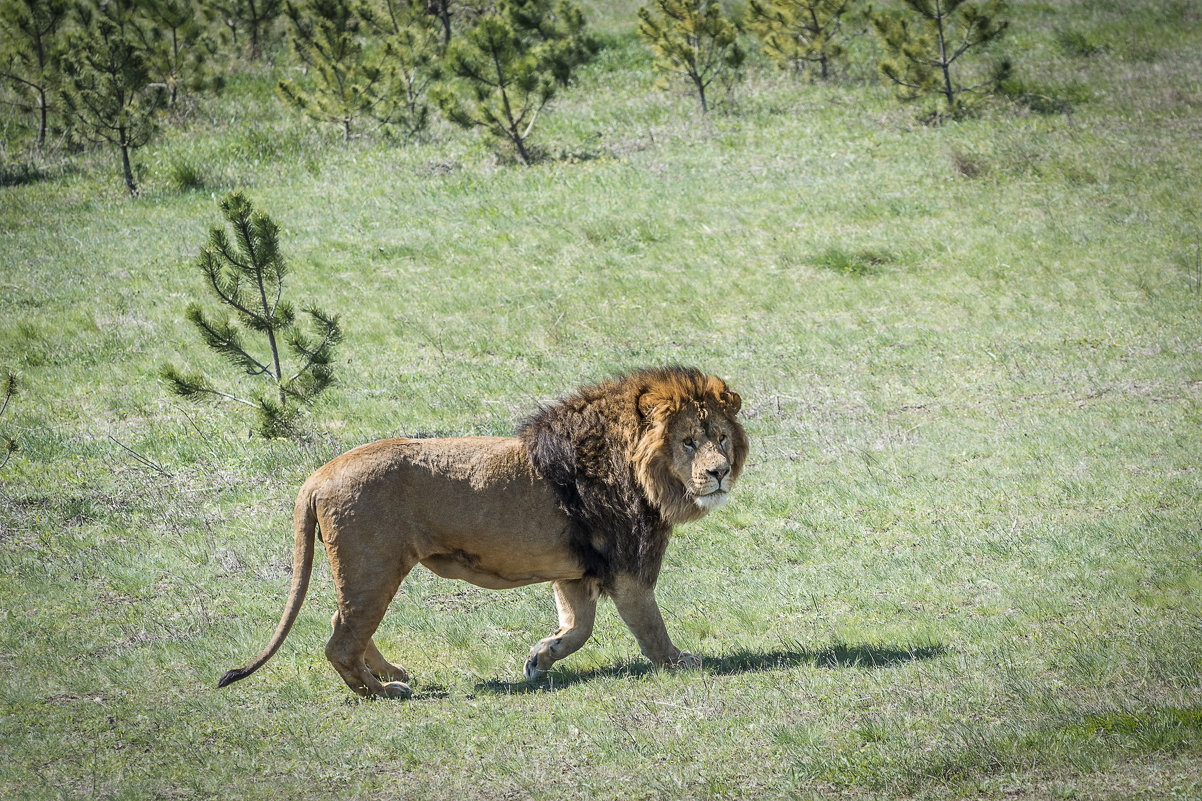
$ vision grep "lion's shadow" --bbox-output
[473,641,947,697]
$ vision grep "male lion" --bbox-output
[218,366,749,698]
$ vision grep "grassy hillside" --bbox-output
[1,1,1200,798]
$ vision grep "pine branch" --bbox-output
[285,307,343,386]
[0,371,16,470]
[160,364,260,408]
[184,304,273,378]
[198,244,254,316]
[253,393,299,438]
[0,69,44,93]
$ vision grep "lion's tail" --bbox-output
[217,486,318,689]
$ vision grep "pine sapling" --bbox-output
[433,12,551,165]
[161,192,343,437]
[279,0,438,141]
[137,0,218,106]
[203,0,284,60]
[747,0,854,80]
[637,0,744,113]
[278,0,373,141]
[0,0,70,150]
[60,8,164,195]
[872,0,1009,119]
[500,0,596,87]
[432,0,591,164]
[353,0,443,139]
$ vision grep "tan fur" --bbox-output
[218,368,748,698]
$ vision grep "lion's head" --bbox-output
[632,370,749,525]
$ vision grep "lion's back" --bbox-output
[301,436,571,555]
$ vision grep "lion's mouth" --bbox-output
[693,488,729,510]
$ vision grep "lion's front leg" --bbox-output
[525,579,599,680]
[608,573,701,670]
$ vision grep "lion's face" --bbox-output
[632,375,749,525]
[664,409,740,512]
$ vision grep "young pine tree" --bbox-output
[353,0,442,138]
[204,0,283,60]
[500,0,595,87]
[433,2,582,165]
[279,0,372,141]
[872,0,1009,119]
[136,0,216,106]
[637,0,744,113]
[60,7,165,195]
[278,0,436,141]
[161,192,343,438]
[0,0,70,150]
[747,0,853,80]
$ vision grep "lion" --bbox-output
[217,366,749,698]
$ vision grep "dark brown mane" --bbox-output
[517,366,742,587]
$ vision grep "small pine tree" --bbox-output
[432,9,554,165]
[747,0,853,80]
[60,6,165,195]
[136,0,217,106]
[203,0,283,60]
[0,371,16,469]
[161,192,343,438]
[0,0,70,150]
[279,0,437,141]
[353,0,442,138]
[872,0,1009,119]
[637,0,744,113]
[279,0,372,141]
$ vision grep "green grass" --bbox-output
[2,1,1201,798]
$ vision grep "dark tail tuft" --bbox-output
[217,668,250,688]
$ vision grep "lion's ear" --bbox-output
[637,389,661,422]
[720,390,742,416]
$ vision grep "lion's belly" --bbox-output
[419,548,582,589]
[415,490,586,586]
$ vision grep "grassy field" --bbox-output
[2,0,1201,798]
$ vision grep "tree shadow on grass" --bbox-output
[0,161,69,187]
[473,640,947,697]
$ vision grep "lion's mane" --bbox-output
[518,366,747,587]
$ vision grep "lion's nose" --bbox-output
[707,466,729,483]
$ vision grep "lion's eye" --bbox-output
[683,439,697,452]
[719,434,729,447]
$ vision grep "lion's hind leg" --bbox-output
[326,611,412,699]
[324,557,415,699]
[525,579,599,681]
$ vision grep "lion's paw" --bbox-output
[669,652,702,670]
[381,681,413,699]
[524,654,548,682]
